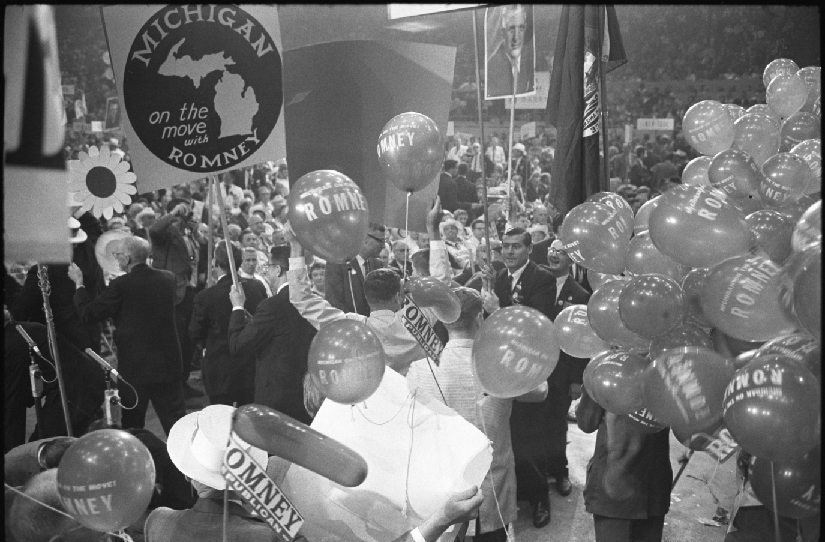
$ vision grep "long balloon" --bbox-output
[233,404,368,488]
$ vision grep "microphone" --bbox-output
[15,325,43,356]
[84,348,120,383]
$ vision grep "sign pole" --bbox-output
[472,9,493,294]
[212,176,240,289]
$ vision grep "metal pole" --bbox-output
[37,265,73,436]
[506,66,518,223]
[473,10,495,293]
[597,5,611,192]
[671,450,693,490]
[207,180,214,287]
[212,177,240,288]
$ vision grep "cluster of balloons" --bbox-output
[565,57,821,521]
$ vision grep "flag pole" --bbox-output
[472,9,493,293]
[506,67,518,223]
[597,5,610,192]
[206,180,214,287]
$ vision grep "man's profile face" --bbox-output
[501,7,527,58]
[502,233,531,271]
[241,252,257,274]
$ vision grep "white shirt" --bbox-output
[555,274,568,302]
[507,261,529,293]
[238,268,273,297]
[407,340,516,533]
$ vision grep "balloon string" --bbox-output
[770,461,781,542]
[403,191,411,281]
[401,390,418,517]
[3,483,133,541]
[424,357,448,406]
[354,391,415,426]
[471,379,513,542]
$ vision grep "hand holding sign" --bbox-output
[57,429,155,532]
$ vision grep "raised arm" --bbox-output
[391,486,483,542]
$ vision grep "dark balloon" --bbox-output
[307,319,386,404]
[560,201,632,274]
[749,448,821,519]
[708,148,763,200]
[760,152,813,207]
[723,355,821,462]
[57,430,156,532]
[700,255,797,342]
[643,347,734,435]
[624,407,669,434]
[473,306,560,398]
[755,333,821,382]
[745,209,795,263]
[648,184,753,268]
[587,280,651,352]
[780,112,821,152]
[681,267,714,328]
[618,274,685,339]
[288,170,370,264]
[682,100,735,156]
[624,231,686,281]
[648,323,714,361]
[233,404,368,487]
[583,350,648,415]
[377,112,444,193]
[732,113,781,167]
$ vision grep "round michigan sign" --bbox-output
[123,5,282,172]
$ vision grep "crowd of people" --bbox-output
[4,143,683,541]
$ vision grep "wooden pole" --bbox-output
[212,177,240,288]
[207,180,214,287]
[597,5,611,192]
[506,65,518,223]
[472,10,493,293]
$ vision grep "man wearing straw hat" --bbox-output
[145,404,279,542]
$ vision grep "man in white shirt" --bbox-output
[286,199,451,376]
[219,171,244,209]
[486,136,507,169]
[407,287,547,540]
[238,246,273,297]
[441,218,470,270]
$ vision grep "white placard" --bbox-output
[520,121,536,140]
[388,4,484,19]
[504,71,549,110]
[636,118,675,131]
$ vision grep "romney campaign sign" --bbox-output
[101,5,286,193]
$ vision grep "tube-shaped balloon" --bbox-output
[234,404,369,488]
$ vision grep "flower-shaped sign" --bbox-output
[68,145,136,219]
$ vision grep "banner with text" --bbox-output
[636,118,675,131]
[101,5,287,193]
[388,4,485,19]
[222,430,303,540]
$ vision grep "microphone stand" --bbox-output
[103,373,122,428]
[37,265,73,436]
[28,349,44,440]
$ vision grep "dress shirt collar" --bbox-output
[445,338,474,349]
[555,274,568,301]
[276,281,288,294]
[508,261,529,287]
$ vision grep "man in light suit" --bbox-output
[324,222,386,316]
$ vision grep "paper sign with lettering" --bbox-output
[520,121,536,140]
[401,295,444,365]
[636,118,675,131]
[504,71,550,110]
[222,431,303,540]
[101,5,287,193]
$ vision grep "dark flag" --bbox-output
[547,5,626,217]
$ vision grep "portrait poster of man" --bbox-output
[485,4,536,100]
[104,95,121,132]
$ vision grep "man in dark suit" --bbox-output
[454,163,478,211]
[189,242,267,407]
[438,159,460,213]
[486,4,535,98]
[149,199,204,399]
[68,236,186,435]
[482,227,556,529]
[324,222,386,317]
[542,240,592,500]
[228,246,317,424]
